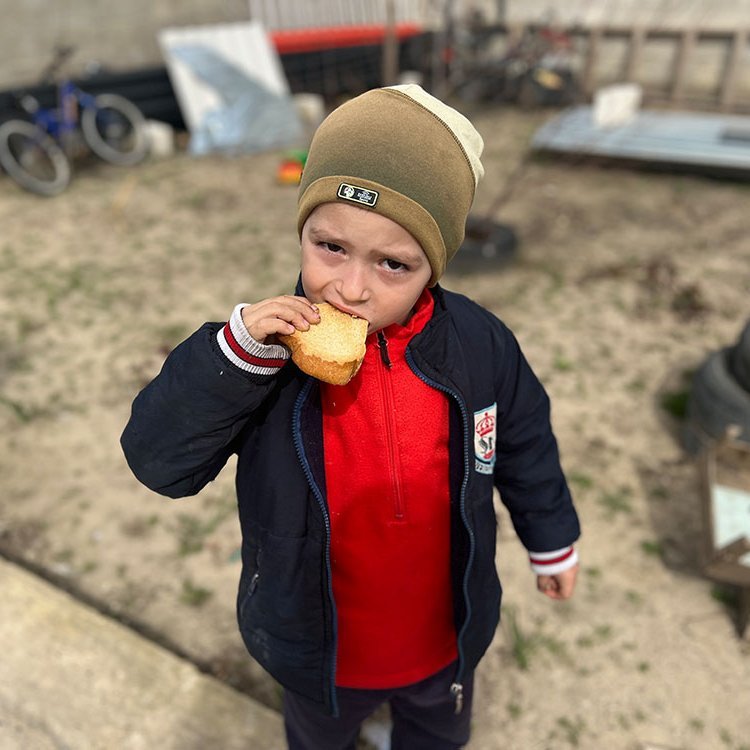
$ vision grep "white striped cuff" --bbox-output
[528,546,578,576]
[216,304,290,376]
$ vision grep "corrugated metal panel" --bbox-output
[158,21,289,133]
[532,106,750,171]
[248,0,443,29]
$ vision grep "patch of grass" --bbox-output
[504,606,534,670]
[626,377,647,393]
[640,539,663,557]
[576,623,613,648]
[597,488,633,518]
[175,502,233,556]
[650,484,670,501]
[567,471,594,491]
[688,717,705,733]
[120,514,160,538]
[553,354,574,372]
[503,606,570,670]
[660,389,690,419]
[556,716,586,747]
[507,702,522,719]
[624,589,643,606]
[180,578,213,607]
[0,394,45,423]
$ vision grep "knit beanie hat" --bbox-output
[297,85,484,286]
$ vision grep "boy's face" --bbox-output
[300,202,432,334]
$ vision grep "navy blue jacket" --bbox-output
[121,285,579,715]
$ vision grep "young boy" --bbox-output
[121,85,580,750]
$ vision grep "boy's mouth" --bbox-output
[327,302,365,321]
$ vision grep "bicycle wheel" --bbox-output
[0,119,72,196]
[81,93,148,166]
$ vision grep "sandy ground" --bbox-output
[1,106,749,750]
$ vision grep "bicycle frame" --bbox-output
[28,79,98,142]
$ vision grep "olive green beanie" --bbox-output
[297,85,484,286]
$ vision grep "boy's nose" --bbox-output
[337,264,370,304]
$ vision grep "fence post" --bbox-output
[582,27,603,98]
[670,28,697,104]
[719,28,748,111]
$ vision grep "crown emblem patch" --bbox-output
[474,403,497,474]
[337,182,379,207]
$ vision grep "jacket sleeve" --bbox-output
[121,321,285,499]
[491,326,580,554]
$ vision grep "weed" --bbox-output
[556,716,585,747]
[180,578,213,607]
[504,606,534,670]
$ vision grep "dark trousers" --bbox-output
[283,661,473,750]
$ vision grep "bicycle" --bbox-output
[0,46,148,196]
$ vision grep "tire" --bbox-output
[80,93,148,166]
[0,119,71,196]
[728,320,750,393]
[683,347,750,453]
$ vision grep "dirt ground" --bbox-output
[1,105,749,750]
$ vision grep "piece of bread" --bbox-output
[278,303,368,385]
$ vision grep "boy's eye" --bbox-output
[320,242,344,253]
[383,258,406,272]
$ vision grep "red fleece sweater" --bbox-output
[321,290,457,688]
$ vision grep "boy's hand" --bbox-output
[241,296,320,344]
[537,563,579,600]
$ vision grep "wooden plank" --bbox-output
[624,26,647,82]
[720,28,749,111]
[582,27,603,96]
[670,28,697,103]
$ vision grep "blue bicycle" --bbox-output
[0,46,148,196]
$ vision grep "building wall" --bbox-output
[1,0,748,102]
[0,0,249,88]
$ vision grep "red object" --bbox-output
[277,161,304,185]
[321,290,457,689]
[271,23,423,54]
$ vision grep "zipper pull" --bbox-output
[450,682,464,714]
[249,570,259,595]
[376,331,392,369]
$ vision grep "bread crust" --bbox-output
[278,303,368,385]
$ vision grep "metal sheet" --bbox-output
[532,106,750,172]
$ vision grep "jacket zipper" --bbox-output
[405,349,475,715]
[376,332,405,520]
[292,378,340,717]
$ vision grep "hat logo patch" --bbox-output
[337,183,378,207]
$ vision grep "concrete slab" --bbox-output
[0,557,285,750]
